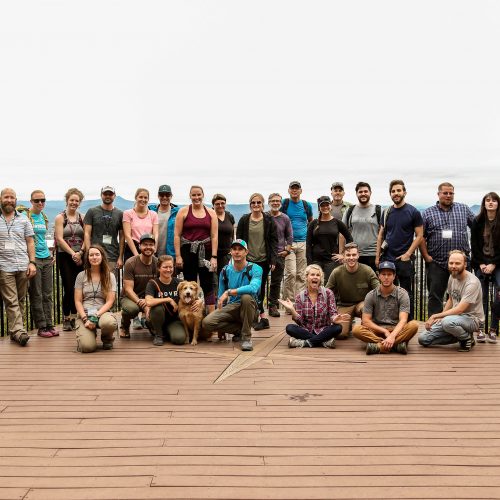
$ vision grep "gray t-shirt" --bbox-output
[363,286,410,326]
[83,206,123,262]
[447,271,485,328]
[156,207,171,257]
[74,271,117,313]
[342,204,379,256]
[248,218,266,262]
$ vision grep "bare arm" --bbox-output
[83,224,92,254]
[174,207,187,265]
[375,225,384,266]
[122,220,139,257]
[361,312,391,337]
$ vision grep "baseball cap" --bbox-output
[101,186,115,194]
[379,261,396,272]
[331,182,344,190]
[289,181,301,188]
[158,184,172,194]
[139,233,156,243]
[231,239,248,249]
[317,195,331,206]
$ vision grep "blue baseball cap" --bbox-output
[379,261,396,272]
[231,239,248,250]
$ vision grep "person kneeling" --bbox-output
[74,245,118,353]
[280,264,350,348]
[352,261,418,355]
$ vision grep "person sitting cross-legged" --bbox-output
[352,261,419,355]
[279,264,350,349]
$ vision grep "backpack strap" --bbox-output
[375,204,382,225]
[345,205,355,229]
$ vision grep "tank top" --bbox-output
[58,212,84,253]
[182,205,212,246]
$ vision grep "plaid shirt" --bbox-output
[422,202,475,269]
[294,287,338,334]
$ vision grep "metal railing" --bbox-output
[0,253,496,336]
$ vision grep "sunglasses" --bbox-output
[32,199,46,203]
[250,201,263,205]
[159,193,172,197]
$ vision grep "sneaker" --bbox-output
[366,342,380,355]
[70,318,77,330]
[37,328,53,338]
[477,330,486,343]
[487,329,498,344]
[268,306,280,318]
[322,338,336,349]
[63,318,72,331]
[253,318,270,331]
[241,340,253,351]
[47,326,59,337]
[102,342,113,350]
[17,333,30,346]
[153,336,164,346]
[141,317,149,329]
[288,337,305,348]
[133,317,143,330]
[394,342,408,355]
[458,335,475,352]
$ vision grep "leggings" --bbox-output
[180,244,215,305]
[57,252,83,316]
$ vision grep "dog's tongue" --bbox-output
[184,297,192,303]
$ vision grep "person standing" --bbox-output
[420,182,475,316]
[212,193,235,283]
[0,188,36,346]
[376,179,423,320]
[418,250,484,352]
[148,184,180,258]
[281,181,313,303]
[342,182,382,272]
[330,182,352,220]
[471,192,500,342]
[55,188,85,332]
[306,196,352,283]
[83,186,124,272]
[267,193,293,317]
[26,190,58,338]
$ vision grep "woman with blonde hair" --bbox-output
[280,264,350,348]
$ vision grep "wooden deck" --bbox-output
[1,315,500,500]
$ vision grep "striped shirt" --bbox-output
[0,211,34,272]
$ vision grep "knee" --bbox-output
[441,316,455,331]
[285,324,295,335]
[240,294,252,306]
[418,331,431,346]
[351,325,364,339]
[121,298,139,317]
[406,320,419,336]
[99,313,117,336]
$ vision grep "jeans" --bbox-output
[426,261,450,316]
[395,259,414,320]
[28,257,54,329]
[358,255,377,273]
[418,315,477,346]
[286,323,342,347]
[476,268,500,330]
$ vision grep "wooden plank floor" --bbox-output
[1,314,500,499]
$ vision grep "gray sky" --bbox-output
[1,0,499,206]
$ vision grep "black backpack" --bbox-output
[282,198,313,219]
[344,204,382,230]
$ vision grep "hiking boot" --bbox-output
[119,327,130,339]
[366,342,380,355]
[133,317,143,330]
[102,342,113,350]
[47,326,59,337]
[153,336,164,346]
[322,338,336,349]
[487,329,498,344]
[253,318,270,331]
[37,328,53,338]
[268,306,280,318]
[70,318,76,330]
[241,340,253,351]
[394,342,408,355]
[458,335,475,352]
[477,329,486,343]
[288,337,305,348]
[232,333,242,342]
[17,333,30,346]
[63,318,72,331]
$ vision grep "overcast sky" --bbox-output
[1,1,498,206]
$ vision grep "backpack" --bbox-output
[221,263,254,290]
[345,204,382,230]
[16,205,48,229]
[61,210,84,228]
[282,198,313,219]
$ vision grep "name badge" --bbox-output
[4,241,15,250]
[103,235,112,245]
[442,230,453,239]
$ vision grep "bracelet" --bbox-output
[29,260,36,265]
[81,316,88,322]
[211,255,217,259]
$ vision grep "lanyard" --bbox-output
[0,213,16,239]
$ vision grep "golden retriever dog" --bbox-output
[177,281,206,346]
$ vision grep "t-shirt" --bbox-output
[284,199,312,242]
[74,271,117,313]
[326,263,379,306]
[156,208,171,257]
[31,212,50,259]
[363,286,410,326]
[248,218,266,262]
[447,271,485,328]
[217,212,235,255]
[342,205,379,256]
[307,218,352,263]
[145,277,180,322]
[382,203,423,261]
[123,255,158,297]
[123,209,158,243]
[83,206,123,262]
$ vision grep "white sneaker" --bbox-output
[323,338,336,349]
[477,330,486,343]
[288,337,305,348]
[487,329,498,344]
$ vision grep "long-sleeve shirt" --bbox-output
[218,261,263,304]
[293,287,338,334]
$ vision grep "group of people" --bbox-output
[0,179,498,355]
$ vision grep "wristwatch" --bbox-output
[29,260,36,265]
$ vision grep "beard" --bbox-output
[1,202,15,214]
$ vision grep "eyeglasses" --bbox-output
[159,193,172,197]
[213,202,226,206]
[32,199,46,203]
[250,201,263,205]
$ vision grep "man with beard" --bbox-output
[418,250,484,352]
[0,187,37,346]
[376,179,423,320]
[84,186,124,271]
[342,182,382,272]
[420,182,475,316]
[119,233,158,338]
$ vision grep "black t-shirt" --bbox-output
[307,218,352,262]
[145,277,180,321]
[218,211,235,255]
